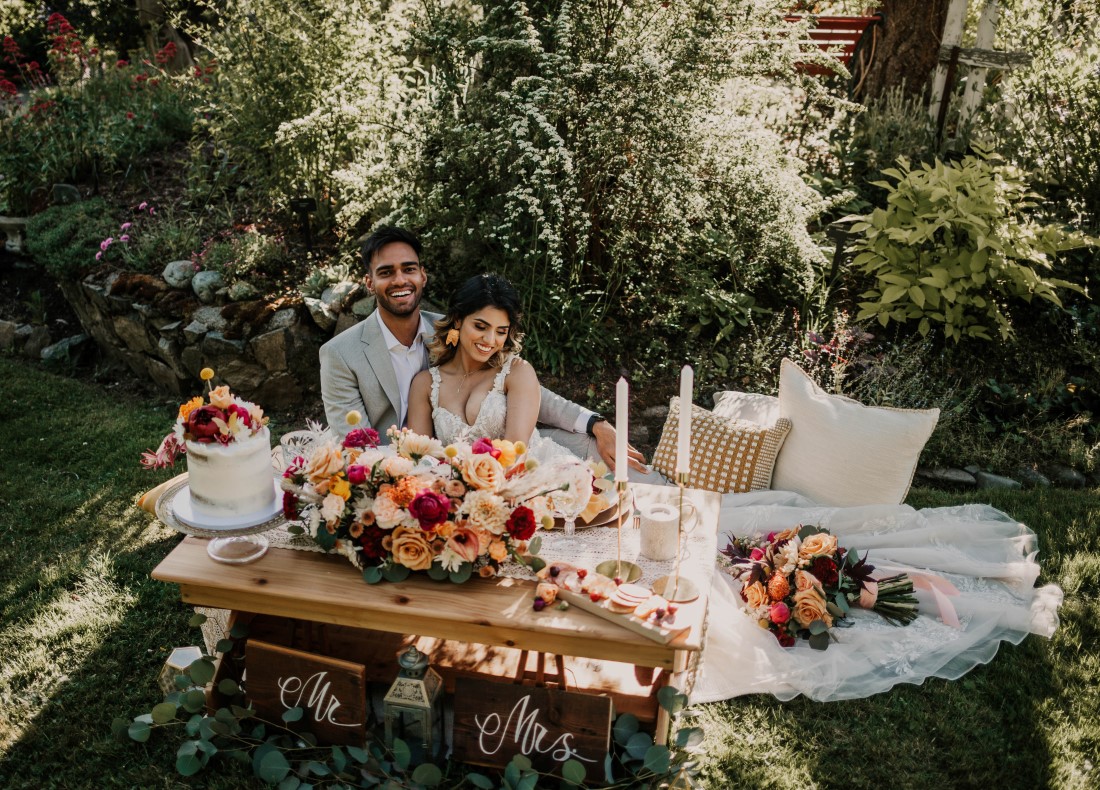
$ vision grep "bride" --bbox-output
[405,272,570,461]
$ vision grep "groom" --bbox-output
[320,226,644,472]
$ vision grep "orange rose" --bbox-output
[743,581,769,609]
[488,539,508,562]
[795,569,822,592]
[799,532,838,560]
[792,587,833,628]
[390,526,434,571]
[208,385,233,409]
[305,442,345,484]
[461,452,505,491]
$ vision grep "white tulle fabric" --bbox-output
[429,354,571,462]
[691,489,1063,703]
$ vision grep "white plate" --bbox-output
[156,477,286,538]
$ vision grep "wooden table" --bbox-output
[152,484,720,742]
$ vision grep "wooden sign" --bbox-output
[452,677,612,775]
[246,639,367,746]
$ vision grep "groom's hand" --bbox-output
[591,420,647,474]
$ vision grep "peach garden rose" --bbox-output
[390,526,435,571]
[800,532,839,561]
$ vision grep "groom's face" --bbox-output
[366,241,427,318]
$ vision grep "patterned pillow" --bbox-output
[652,397,791,493]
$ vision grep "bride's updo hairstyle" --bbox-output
[429,273,524,368]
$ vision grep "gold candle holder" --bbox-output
[596,480,642,584]
[653,473,700,603]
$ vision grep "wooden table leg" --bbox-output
[653,649,689,746]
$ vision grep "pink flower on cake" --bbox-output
[226,402,252,427]
[408,490,450,530]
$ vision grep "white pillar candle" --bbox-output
[615,377,629,482]
[676,365,693,475]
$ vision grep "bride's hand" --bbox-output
[591,420,647,474]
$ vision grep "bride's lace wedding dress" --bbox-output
[429,354,572,462]
[691,489,1063,703]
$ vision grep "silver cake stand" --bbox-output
[155,476,287,564]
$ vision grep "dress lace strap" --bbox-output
[429,366,441,410]
[493,354,517,392]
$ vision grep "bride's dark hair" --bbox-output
[429,273,524,367]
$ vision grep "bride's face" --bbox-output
[458,307,511,364]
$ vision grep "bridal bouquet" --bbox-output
[721,525,918,650]
[280,419,590,583]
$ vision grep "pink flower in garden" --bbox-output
[137,201,147,210]
[119,234,130,242]
[99,238,113,251]
[120,222,131,231]
[95,251,102,260]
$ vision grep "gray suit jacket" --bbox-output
[320,310,590,442]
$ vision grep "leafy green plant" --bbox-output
[300,260,356,299]
[846,148,1094,342]
[195,226,289,285]
[116,614,704,788]
[24,197,114,278]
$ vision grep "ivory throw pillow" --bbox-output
[771,358,940,506]
[712,390,780,425]
[653,398,791,494]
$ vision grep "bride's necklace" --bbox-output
[456,362,490,396]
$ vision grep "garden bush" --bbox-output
[24,197,114,278]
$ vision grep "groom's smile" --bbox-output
[366,240,427,319]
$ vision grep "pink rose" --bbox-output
[471,437,501,459]
[343,427,380,449]
[769,602,791,625]
[446,527,481,564]
[186,405,226,442]
[347,464,368,485]
[408,490,450,530]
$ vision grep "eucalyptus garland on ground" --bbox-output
[114,614,704,788]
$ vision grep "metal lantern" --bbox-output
[383,644,442,753]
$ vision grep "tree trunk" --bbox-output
[859,0,951,102]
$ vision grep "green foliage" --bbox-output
[0,24,195,215]
[183,0,417,230]
[847,148,1094,342]
[194,225,290,285]
[24,197,114,277]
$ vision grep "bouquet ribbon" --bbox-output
[857,572,962,629]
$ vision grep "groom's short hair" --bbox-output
[361,226,423,271]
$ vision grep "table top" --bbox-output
[151,484,720,671]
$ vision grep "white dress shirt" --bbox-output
[376,311,431,427]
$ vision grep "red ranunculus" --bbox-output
[343,427,380,449]
[776,630,796,648]
[505,506,537,541]
[282,491,299,520]
[186,405,226,443]
[471,437,501,459]
[811,556,840,587]
[358,525,388,565]
[227,403,252,427]
[347,464,368,485]
[408,490,450,530]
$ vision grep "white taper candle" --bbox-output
[676,365,693,475]
[615,377,629,482]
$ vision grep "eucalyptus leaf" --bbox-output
[182,688,207,713]
[466,772,494,789]
[306,760,330,776]
[218,678,240,696]
[331,745,347,772]
[427,563,449,581]
[186,713,203,737]
[657,686,687,715]
[613,713,639,745]
[511,755,533,772]
[561,759,586,784]
[188,613,208,628]
[528,536,542,555]
[808,631,830,651]
[176,753,202,777]
[346,746,369,764]
[188,658,216,686]
[625,731,653,760]
[392,738,411,770]
[411,763,443,786]
[449,564,472,584]
[516,774,538,790]
[363,566,384,584]
[282,706,304,723]
[504,761,520,786]
[127,720,151,743]
[278,777,302,790]
[526,556,546,574]
[259,750,292,783]
[215,638,236,654]
[643,744,671,775]
[808,619,828,636]
[382,564,410,583]
[110,717,129,741]
[230,622,250,638]
[604,752,616,784]
[151,702,178,724]
[675,726,704,750]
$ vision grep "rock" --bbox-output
[183,320,208,344]
[1048,464,1087,489]
[267,308,299,330]
[250,371,304,409]
[333,311,359,336]
[963,464,981,476]
[41,333,90,366]
[250,329,287,371]
[642,405,670,420]
[158,320,182,335]
[20,324,51,358]
[192,270,225,304]
[190,305,227,333]
[0,319,16,350]
[203,331,245,357]
[112,314,155,354]
[1015,467,1051,489]
[304,297,337,331]
[321,281,361,313]
[628,425,650,445]
[228,281,260,302]
[974,471,1022,491]
[350,295,376,317]
[52,183,82,204]
[914,467,977,488]
[180,345,204,377]
[163,260,196,289]
[145,357,184,395]
[216,358,267,393]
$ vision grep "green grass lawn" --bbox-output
[0,356,1096,789]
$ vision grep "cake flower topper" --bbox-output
[140,370,268,470]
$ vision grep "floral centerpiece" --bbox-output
[280,415,594,583]
[721,525,918,650]
[140,367,268,469]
